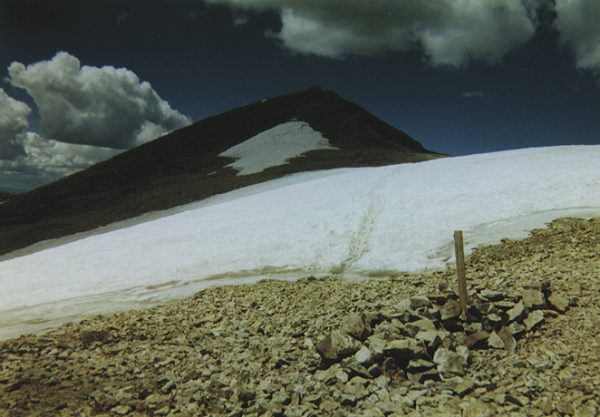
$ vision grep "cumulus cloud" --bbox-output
[0,89,29,159]
[207,0,541,67]
[0,132,121,192]
[554,0,600,72]
[8,52,191,149]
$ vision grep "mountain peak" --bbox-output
[0,89,440,257]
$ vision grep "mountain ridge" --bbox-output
[0,88,441,257]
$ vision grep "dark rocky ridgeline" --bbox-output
[0,88,441,258]
[0,217,598,416]
[0,192,13,203]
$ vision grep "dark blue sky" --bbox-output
[1,0,599,158]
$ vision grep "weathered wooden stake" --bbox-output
[453,230,468,312]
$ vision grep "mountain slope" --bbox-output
[1,145,599,338]
[0,88,439,257]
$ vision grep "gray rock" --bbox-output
[441,299,462,320]
[410,318,437,332]
[547,293,569,313]
[508,322,526,337]
[506,301,526,322]
[367,335,386,360]
[80,330,109,347]
[433,348,467,376]
[355,346,373,366]
[416,330,448,350]
[464,330,490,348]
[462,401,496,417]
[397,298,412,312]
[524,310,544,330]
[410,295,432,309]
[480,289,505,301]
[497,327,516,352]
[406,359,435,372]
[522,290,546,310]
[111,405,132,415]
[487,332,504,349]
[344,313,372,341]
[383,339,423,358]
[316,331,360,363]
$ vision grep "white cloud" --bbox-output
[554,0,600,72]
[8,52,191,149]
[0,131,121,193]
[207,0,540,67]
[0,51,191,192]
[0,88,30,159]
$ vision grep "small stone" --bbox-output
[145,393,166,405]
[398,389,428,407]
[411,318,437,332]
[406,359,435,372]
[441,299,462,320]
[80,330,109,346]
[111,405,132,415]
[574,402,598,417]
[522,290,546,310]
[410,295,432,309]
[462,401,496,417]
[433,348,466,376]
[547,293,569,313]
[523,310,544,330]
[497,327,516,352]
[316,331,360,364]
[344,313,372,341]
[397,298,412,312]
[487,332,504,349]
[416,330,447,350]
[355,346,374,366]
[493,300,516,310]
[154,406,170,416]
[506,302,526,322]
[487,313,503,326]
[453,380,474,397]
[384,339,423,358]
[480,290,504,301]
[508,322,526,337]
[557,401,575,416]
[368,335,386,359]
[464,331,490,348]
[319,400,339,412]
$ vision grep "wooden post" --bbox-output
[453,230,468,312]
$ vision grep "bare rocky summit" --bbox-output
[0,217,598,416]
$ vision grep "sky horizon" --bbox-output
[1,0,600,193]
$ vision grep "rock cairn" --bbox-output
[315,282,569,392]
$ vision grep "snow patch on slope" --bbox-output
[219,120,338,175]
[1,145,600,339]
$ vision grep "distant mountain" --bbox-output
[0,88,442,257]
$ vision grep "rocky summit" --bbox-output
[0,217,599,416]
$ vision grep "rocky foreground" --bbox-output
[1,217,599,417]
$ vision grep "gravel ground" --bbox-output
[1,217,598,417]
